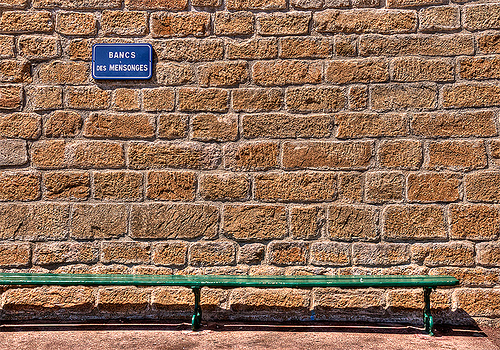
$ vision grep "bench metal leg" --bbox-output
[423,287,434,336]
[191,287,202,331]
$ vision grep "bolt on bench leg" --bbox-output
[423,287,434,336]
[191,287,202,331]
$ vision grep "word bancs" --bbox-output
[92,43,152,80]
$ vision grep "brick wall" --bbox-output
[0,0,499,326]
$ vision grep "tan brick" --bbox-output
[442,84,500,108]
[142,87,174,112]
[291,206,325,240]
[98,287,149,312]
[224,141,279,171]
[199,62,248,88]
[3,286,94,311]
[0,85,22,110]
[156,63,194,86]
[34,242,98,265]
[146,171,195,201]
[466,172,500,203]
[0,139,27,166]
[243,113,331,139]
[101,11,147,36]
[0,171,40,201]
[31,140,66,169]
[0,243,30,267]
[0,59,30,83]
[478,33,500,54]
[67,141,125,169]
[359,34,474,57]
[387,289,450,310]
[378,140,422,170]
[94,171,143,201]
[125,0,186,10]
[258,12,310,36]
[223,205,287,241]
[492,140,500,165]
[226,38,277,60]
[464,4,500,31]
[154,38,223,61]
[286,87,345,112]
[66,86,110,109]
[43,171,90,200]
[33,0,121,9]
[233,88,282,112]
[387,0,444,8]
[44,110,82,137]
[477,242,500,267]
[151,12,210,38]
[131,204,219,239]
[158,113,187,139]
[38,61,88,85]
[189,241,236,267]
[178,88,229,112]
[67,39,91,60]
[353,243,409,266]
[408,173,460,203]
[283,141,372,170]
[310,242,350,266]
[326,58,388,84]
[0,11,53,33]
[239,243,265,264]
[280,37,331,59]
[192,0,220,6]
[0,203,70,241]
[0,0,27,8]
[335,35,357,57]
[83,112,154,139]
[230,288,309,312]
[365,172,404,203]
[128,142,220,170]
[0,112,40,139]
[411,242,475,267]
[371,83,436,111]
[348,85,367,110]
[392,57,453,82]
[314,288,384,310]
[253,60,321,87]
[456,289,500,317]
[199,173,249,201]
[426,140,487,172]
[328,205,378,241]
[460,56,500,80]
[268,241,309,266]
[336,112,407,139]
[227,0,285,10]
[27,86,62,111]
[254,172,337,203]
[152,287,227,311]
[314,9,417,34]
[383,205,447,241]
[102,241,150,264]
[338,172,364,202]
[56,12,96,35]
[112,88,139,111]
[215,12,254,36]
[70,204,127,239]
[412,111,496,138]
[152,242,188,266]
[450,205,499,241]
[0,36,14,58]
[430,267,499,288]
[419,5,459,32]
[18,35,59,60]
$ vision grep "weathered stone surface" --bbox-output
[151,12,211,38]
[152,242,188,266]
[146,171,196,201]
[326,59,388,84]
[365,172,404,203]
[328,205,378,241]
[26,86,62,111]
[83,113,154,139]
[34,242,98,265]
[18,35,59,60]
[0,112,40,139]
[142,88,175,111]
[371,83,436,110]
[268,241,309,266]
[338,172,364,203]
[411,242,475,267]
[430,267,499,287]
[378,140,422,169]
[0,85,22,110]
[230,288,310,311]
[3,286,94,311]
[0,59,31,83]
[352,243,409,266]
[199,174,249,201]
[243,113,331,139]
[232,88,282,112]
[66,86,110,110]
[155,63,194,86]
[227,0,285,10]
[253,60,321,86]
[125,0,186,10]
[392,57,453,82]
[442,83,500,108]
[450,205,499,241]
[56,12,96,35]
[426,140,487,172]
[0,243,30,267]
[44,111,82,137]
[0,171,41,201]
[238,243,265,264]
[226,38,277,60]
[98,287,149,312]
[31,140,66,169]
[455,289,500,317]
[153,287,227,311]
[280,37,331,59]
[112,88,139,111]
[102,241,150,264]
[477,242,500,267]
[387,289,450,309]
[215,12,254,36]
[178,88,229,112]
[313,288,384,309]
[38,61,88,85]
[191,114,238,142]
[336,112,407,139]
[464,3,500,31]
[407,173,460,203]
[101,10,148,36]
[153,39,223,62]
[287,86,346,112]
[189,241,236,267]
[310,242,350,266]
[158,113,187,139]
[66,141,125,169]
[70,204,127,240]
[43,171,90,200]
[466,172,500,203]
[94,171,143,201]
[258,12,310,36]
[0,139,26,166]
[419,5,459,32]
[0,11,53,33]
[224,141,279,171]
[291,206,325,240]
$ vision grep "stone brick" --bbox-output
[348,85,367,110]
[365,172,404,203]
[178,88,229,112]
[192,0,220,6]
[313,288,384,310]
[242,113,331,139]
[152,287,227,311]
[314,9,417,34]
[387,289,450,310]
[426,140,487,172]
[131,204,219,239]
[230,288,309,312]
[151,12,210,38]
[328,205,378,241]
[66,86,110,109]
[125,0,186,10]
[478,33,500,54]
[411,242,475,267]
[336,112,407,139]
[18,35,58,60]
[102,241,150,264]
[33,0,121,9]
[371,83,436,110]
[226,38,277,60]
[268,241,309,266]
[189,241,236,267]
[392,57,454,82]
[254,172,337,203]
[154,39,223,62]
[411,111,496,138]
[0,243,30,267]
[310,242,350,266]
[386,0,444,7]
[460,56,500,81]
[223,205,287,241]
[26,86,62,111]
[156,63,194,86]
[0,203,70,241]
[378,140,422,169]
[326,59,388,84]
[128,142,220,170]
[94,171,143,201]
[44,110,82,137]
[146,171,195,201]
[466,172,500,203]
[34,242,98,265]
[253,60,321,87]
[198,62,248,88]
[0,0,26,8]
[0,11,53,33]
[101,11,147,36]
[286,87,345,112]
[291,206,325,240]
[67,141,125,169]
[199,173,249,201]
[215,12,254,36]
[0,139,26,166]
[0,85,22,110]
[56,12,96,35]
[224,141,279,171]
[152,242,187,266]
[280,37,331,59]
[491,140,500,165]
[477,242,500,267]
[291,0,323,9]
[31,140,66,169]
[283,141,372,170]
[359,34,474,57]
[258,12,310,36]
[335,35,357,57]
[98,287,149,312]
[455,289,500,317]
[158,113,187,139]
[70,204,127,240]
[430,267,499,288]
[142,88,174,112]
[464,4,500,31]
[112,88,139,111]
[227,0,284,9]
[0,60,30,83]
[232,88,282,112]
[43,171,90,200]
[239,244,265,264]
[353,243,409,266]
[0,171,40,202]
[0,112,40,139]
[67,39,91,60]
[419,5,459,32]
[3,286,94,311]
[450,205,499,241]
[442,83,500,108]
[0,36,14,58]
[407,173,460,203]
[83,113,154,139]
[338,172,364,202]
[383,205,447,241]
[38,61,88,85]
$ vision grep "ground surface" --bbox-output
[0,322,498,350]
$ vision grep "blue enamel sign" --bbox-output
[92,43,153,80]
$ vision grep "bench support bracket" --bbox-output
[191,287,202,331]
[423,287,434,336]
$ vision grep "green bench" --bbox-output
[0,273,458,335]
